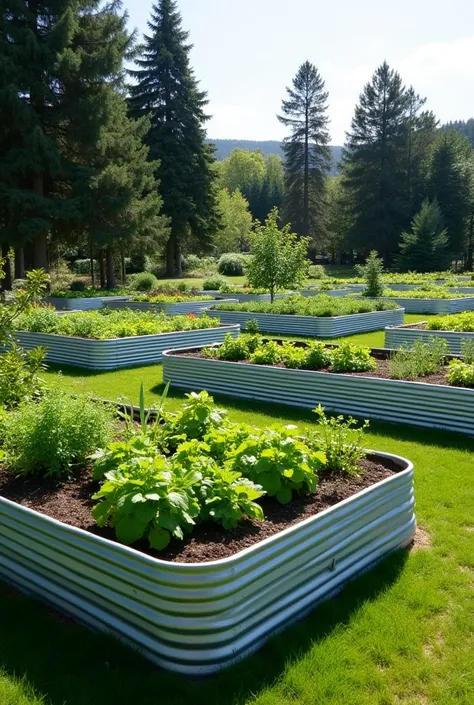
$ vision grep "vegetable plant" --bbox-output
[331,342,376,373]
[312,405,369,475]
[212,294,398,317]
[388,338,448,380]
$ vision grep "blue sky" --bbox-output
[124,0,474,145]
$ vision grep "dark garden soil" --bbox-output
[0,456,396,564]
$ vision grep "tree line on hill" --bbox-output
[1,0,474,291]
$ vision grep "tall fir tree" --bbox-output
[396,199,449,272]
[0,0,133,274]
[278,62,331,244]
[403,88,438,217]
[426,130,472,263]
[341,62,412,265]
[129,0,220,276]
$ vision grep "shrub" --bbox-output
[312,405,369,475]
[388,338,448,380]
[2,389,116,477]
[202,276,227,290]
[0,345,45,409]
[303,342,333,370]
[249,340,282,365]
[279,342,307,369]
[245,318,260,334]
[331,342,376,373]
[128,272,159,291]
[358,250,384,297]
[217,253,245,276]
[70,279,86,292]
[308,264,326,279]
[72,259,98,275]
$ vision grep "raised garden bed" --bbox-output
[105,298,237,314]
[163,344,474,435]
[206,307,404,337]
[14,324,240,370]
[0,449,415,674]
[371,295,474,314]
[46,295,130,311]
[385,321,474,354]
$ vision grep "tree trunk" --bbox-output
[32,173,49,271]
[166,235,175,277]
[99,251,106,289]
[303,100,309,237]
[105,246,116,290]
[1,244,12,291]
[89,240,95,288]
[14,247,25,279]
[174,238,182,277]
[121,250,126,285]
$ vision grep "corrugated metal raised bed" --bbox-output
[0,450,415,675]
[13,324,240,370]
[163,348,474,435]
[104,298,237,315]
[205,307,404,337]
[45,296,130,311]
[385,322,474,354]
[299,289,352,298]
[371,296,474,314]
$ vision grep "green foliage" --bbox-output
[249,340,282,365]
[461,338,474,363]
[0,269,49,344]
[397,200,449,272]
[72,259,99,276]
[159,391,228,451]
[214,189,253,254]
[278,61,331,242]
[358,251,384,297]
[0,345,45,409]
[331,342,377,373]
[49,288,128,299]
[213,294,398,316]
[2,389,115,477]
[446,359,474,387]
[203,333,250,361]
[70,280,87,292]
[129,272,159,291]
[304,341,334,369]
[428,312,474,332]
[312,405,369,475]
[228,425,325,504]
[217,253,245,276]
[246,209,311,302]
[389,339,449,380]
[202,276,227,290]
[308,264,327,279]
[383,288,472,299]
[130,293,212,303]
[15,307,219,339]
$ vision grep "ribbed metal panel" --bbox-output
[13,325,240,370]
[163,351,474,435]
[298,289,352,298]
[385,324,474,354]
[0,452,415,674]
[46,296,130,311]
[205,308,404,337]
[105,299,237,314]
[375,296,474,314]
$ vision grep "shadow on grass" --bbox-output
[0,550,409,705]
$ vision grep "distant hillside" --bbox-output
[208,139,343,175]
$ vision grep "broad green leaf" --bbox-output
[148,525,171,551]
[167,491,188,510]
[115,515,148,545]
[276,486,293,504]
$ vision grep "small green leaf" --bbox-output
[148,525,171,551]
[276,486,293,504]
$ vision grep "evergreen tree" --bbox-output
[397,200,449,272]
[341,62,412,264]
[403,88,438,216]
[0,0,133,273]
[129,0,220,276]
[426,131,472,262]
[278,62,331,243]
[440,118,474,148]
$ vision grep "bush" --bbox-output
[0,345,45,409]
[308,264,326,279]
[2,389,116,477]
[331,342,377,373]
[217,253,245,276]
[249,340,282,365]
[182,255,217,274]
[70,280,86,292]
[447,360,474,387]
[202,276,227,290]
[72,259,98,275]
[128,272,159,291]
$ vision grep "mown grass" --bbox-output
[2,319,473,705]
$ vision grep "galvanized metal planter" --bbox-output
[45,296,130,311]
[0,450,415,675]
[373,296,474,314]
[13,324,240,370]
[105,298,237,315]
[299,289,352,298]
[163,349,474,435]
[385,322,474,354]
[205,307,404,337]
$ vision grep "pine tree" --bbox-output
[0,0,133,273]
[129,0,220,276]
[426,131,472,262]
[397,199,449,272]
[341,62,412,265]
[403,88,438,216]
[278,62,331,244]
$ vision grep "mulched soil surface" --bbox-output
[0,456,396,564]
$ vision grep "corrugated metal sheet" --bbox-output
[0,452,415,674]
[372,296,474,314]
[298,289,352,298]
[385,324,474,354]
[105,299,237,314]
[163,350,474,435]
[205,308,404,337]
[13,325,240,370]
[46,296,130,311]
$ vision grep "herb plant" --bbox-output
[312,406,369,475]
[388,339,448,380]
[331,342,377,373]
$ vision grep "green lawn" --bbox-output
[2,319,473,705]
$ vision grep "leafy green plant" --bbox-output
[446,359,474,388]
[0,344,46,409]
[128,272,159,291]
[312,405,369,475]
[303,342,333,370]
[2,389,116,477]
[308,264,326,279]
[202,276,227,290]
[331,342,376,373]
[159,391,228,451]
[279,342,307,369]
[49,288,128,298]
[198,466,265,529]
[383,287,472,299]
[244,318,260,334]
[203,333,250,361]
[428,312,474,332]
[130,292,213,303]
[249,340,282,365]
[389,338,448,380]
[461,338,474,364]
[212,294,398,317]
[0,268,49,344]
[217,253,245,276]
[228,425,325,504]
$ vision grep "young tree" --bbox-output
[358,251,384,297]
[325,176,353,264]
[396,200,449,272]
[246,209,311,302]
[278,62,331,244]
[129,0,220,276]
[213,189,253,254]
[341,62,412,264]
